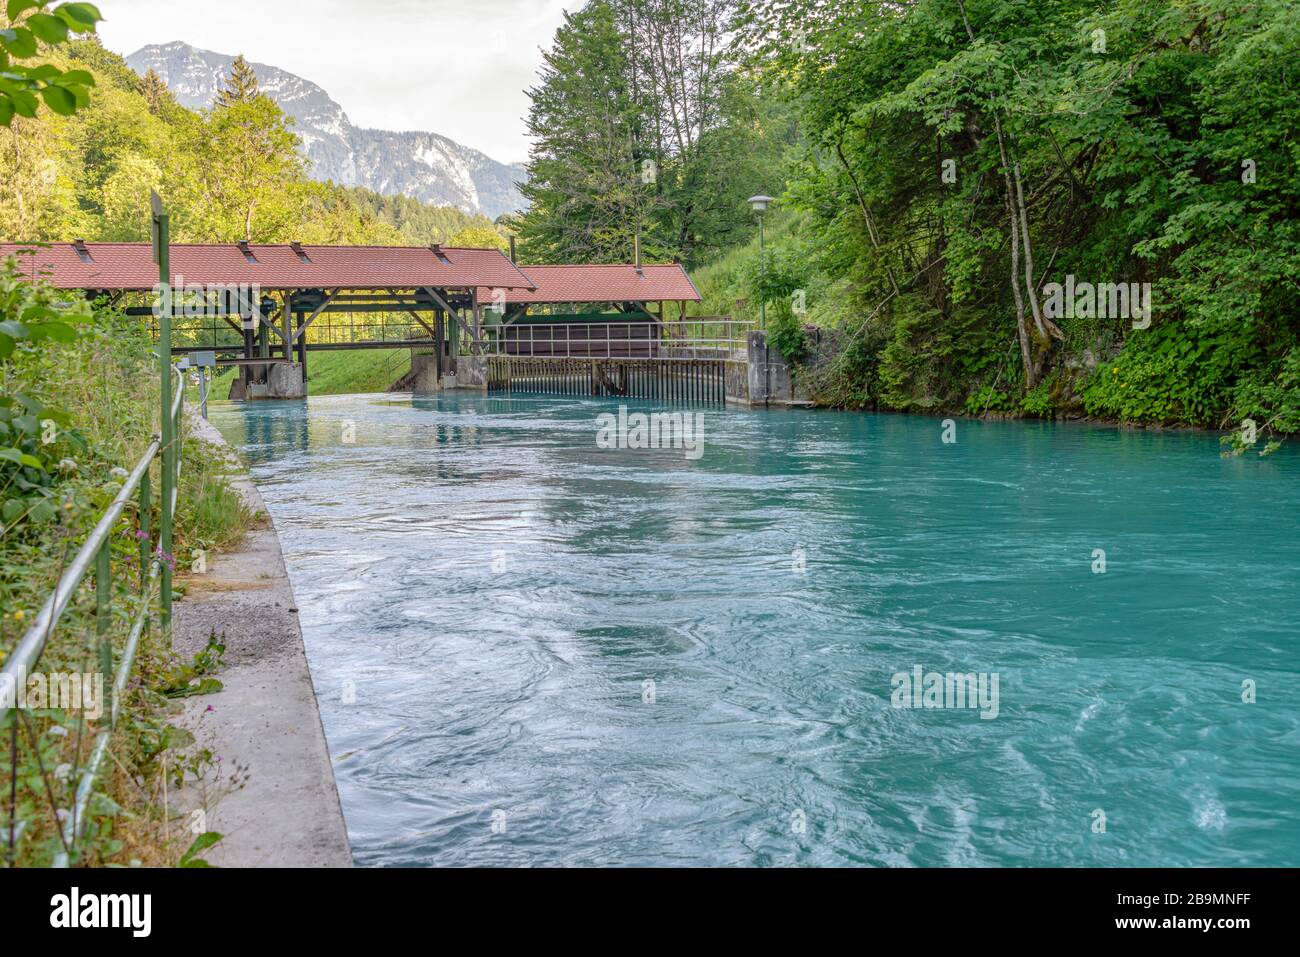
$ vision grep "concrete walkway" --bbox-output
[171,413,352,867]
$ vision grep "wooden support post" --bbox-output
[296,306,308,380]
[241,289,254,389]
[282,291,293,361]
[470,287,481,355]
[448,310,459,375]
[435,307,444,380]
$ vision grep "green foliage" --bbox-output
[1081,323,1252,426]
[156,632,226,699]
[214,54,258,109]
[344,186,502,246]
[1,40,476,249]
[722,0,1300,435]
[517,0,796,268]
[0,277,254,865]
[0,258,95,534]
[178,831,223,867]
[178,93,306,242]
[0,2,101,127]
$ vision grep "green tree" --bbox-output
[178,94,305,241]
[448,221,507,251]
[517,0,786,267]
[215,53,259,108]
[734,0,1300,434]
[139,67,170,115]
[517,0,640,265]
[345,186,502,246]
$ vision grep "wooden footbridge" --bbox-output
[0,241,766,405]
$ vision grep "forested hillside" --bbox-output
[518,0,1299,438]
[0,36,509,247]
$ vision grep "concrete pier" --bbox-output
[409,351,487,392]
[228,361,306,400]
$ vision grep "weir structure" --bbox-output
[0,241,792,405]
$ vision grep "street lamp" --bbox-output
[748,195,774,330]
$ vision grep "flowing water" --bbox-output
[209,392,1300,867]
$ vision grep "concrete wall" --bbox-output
[410,351,439,391]
[448,355,487,390]
[740,331,797,407]
[409,350,487,392]
[244,361,306,400]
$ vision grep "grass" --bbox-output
[1,301,260,867]
[687,209,860,333]
[200,349,411,402]
[175,432,256,557]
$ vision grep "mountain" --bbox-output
[125,41,527,220]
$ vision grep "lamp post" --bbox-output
[748,195,774,330]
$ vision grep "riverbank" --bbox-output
[171,413,352,867]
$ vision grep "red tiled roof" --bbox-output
[478,263,701,306]
[0,242,536,291]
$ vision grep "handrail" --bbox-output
[54,558,160,867]
[485,318,750,361]
[0,434,160,692]
[3,368,185,867]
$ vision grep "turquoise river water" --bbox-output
[210,392,1300,867]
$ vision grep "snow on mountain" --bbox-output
[126,41,527,220]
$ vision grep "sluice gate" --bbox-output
[486,356,735,406]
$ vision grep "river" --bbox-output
[209,392,1300,866]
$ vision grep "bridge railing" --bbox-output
[483,317,750,361]
[1,370,185,867]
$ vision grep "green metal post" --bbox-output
[758,213,766,332]
[449,312,459,375]
[153,194,174,632]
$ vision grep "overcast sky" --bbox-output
[98,0,577,163]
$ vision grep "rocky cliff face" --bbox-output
[127,41,527,219]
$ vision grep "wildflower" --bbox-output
[110,466,129,480]
[55,763,72,781]
[13,609,24,622]
[57,458,79,473]
[48,725,68,737]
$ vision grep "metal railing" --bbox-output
[1,371,183,866]
[483,317,749,361]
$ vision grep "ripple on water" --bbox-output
[209,394,1300,867]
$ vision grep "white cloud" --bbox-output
[97,0,577,163]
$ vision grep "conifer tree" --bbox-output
[216,54,260,108]
[139,69,170,115]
